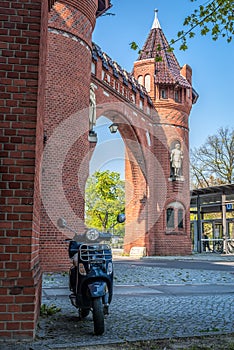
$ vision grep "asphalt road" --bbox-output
[43,256,234,299]
[112,257,234,297]
[114,283,234,297]
[115,257,234,272]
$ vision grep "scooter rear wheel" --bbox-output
[92,297,104,335]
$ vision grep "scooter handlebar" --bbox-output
[58,218,113,242]
[98,232,112,241]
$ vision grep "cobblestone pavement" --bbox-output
[2,254,234,350]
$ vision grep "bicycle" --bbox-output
[227,239,234,253]
[213,239,223,253]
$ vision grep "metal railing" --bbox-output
[201,238,234,253]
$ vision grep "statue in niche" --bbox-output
[89,83,96,131]
[170,143,183,178]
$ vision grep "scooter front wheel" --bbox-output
[79,308,90,319]
[92,297,104,335]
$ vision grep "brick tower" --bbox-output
[125,10,198,255]
[40,0,111,271]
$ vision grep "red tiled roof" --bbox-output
[138,23,191,89]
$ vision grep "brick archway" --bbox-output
[93,106,151,251]
[88,95,174,256]
[40,28,193,271]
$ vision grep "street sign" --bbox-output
[226,203,233,210]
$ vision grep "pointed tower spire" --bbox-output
[137,10,191,88]
[151,9,161,29]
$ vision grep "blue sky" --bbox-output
[90,0,234,176]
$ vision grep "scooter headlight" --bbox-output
[85,228,99,241]
[107,262,113,275]
[72,253,78,267]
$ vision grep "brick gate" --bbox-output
[0,0,197,340]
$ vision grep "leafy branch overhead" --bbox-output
[178,0,234,50]
[130,0,233,57]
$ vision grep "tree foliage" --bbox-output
[190,127,234,188]
[130,0,233,54]
[175,0,234,51]
[85,170,125,233]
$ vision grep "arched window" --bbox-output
[166,208,174,228]
[138,75,143,85]
[144,74,151,92]
[178,209,184,229]
[166,202,185,232]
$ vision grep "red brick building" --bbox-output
[0,1,197,340]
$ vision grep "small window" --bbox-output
[115,81,120,92]
[167,208,174,228]
[91,62,96,75]
[146,131,151,146]
[178,209,184,229]
[144,74,151,92]
[102,70,110,83]
[161,89,167,99]
[138,75,143,85]
[139,99,143,110]
[175,89,182,102]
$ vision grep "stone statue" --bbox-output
[89,83,96,131]
[170,143,183,177]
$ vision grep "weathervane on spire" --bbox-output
[152,8,161,30]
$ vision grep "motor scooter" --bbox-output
[57,215,125,335]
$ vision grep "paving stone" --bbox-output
[3,255,234,350]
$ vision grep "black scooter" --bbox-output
[57,215,125,335]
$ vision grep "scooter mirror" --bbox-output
[117,213,125,223]
[57,217,67,228]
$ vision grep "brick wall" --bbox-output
[0,0,48,339]
[40,1,98,272]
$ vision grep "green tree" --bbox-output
[190,127,234,188]
[130,0,233,54]
[85,170,125,233]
